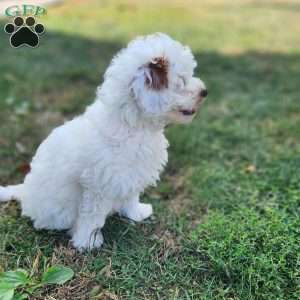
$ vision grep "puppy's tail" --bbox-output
[0,184,23,202]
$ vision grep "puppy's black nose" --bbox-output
[200,89,208,98]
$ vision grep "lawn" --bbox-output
[0,0,300,299]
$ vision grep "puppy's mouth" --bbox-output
[179,108,196,116]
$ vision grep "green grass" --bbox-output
[0,0,300,299]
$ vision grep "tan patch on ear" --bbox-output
[146,57,169,90]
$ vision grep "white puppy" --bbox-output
[0,33,207,250]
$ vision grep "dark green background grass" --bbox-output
[0,1,299,299]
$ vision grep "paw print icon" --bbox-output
[4,16,45,48]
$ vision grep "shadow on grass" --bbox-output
[0,22,300,257]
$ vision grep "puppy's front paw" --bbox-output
[71,229,103,251]
[121,203,153,222]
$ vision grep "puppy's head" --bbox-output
[101,33,207,126]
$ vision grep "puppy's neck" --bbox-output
[85,100,165,139]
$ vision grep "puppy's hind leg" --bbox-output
[119,194,153,222]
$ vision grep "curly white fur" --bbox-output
[0,33,207,250]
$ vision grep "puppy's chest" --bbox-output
[129,133,168,169]
[123,131,167,171]
[105,131,169,194]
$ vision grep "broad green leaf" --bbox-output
[0,283,14,300]
[41,266,74,285]
[0,270,29,288]
[0,290,14,300]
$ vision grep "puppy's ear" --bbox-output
[130,57,169,114]
[145,57,169,90]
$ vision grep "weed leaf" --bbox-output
[41,266,74,285]
[0,283,14,300]
[0,270,28,288]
